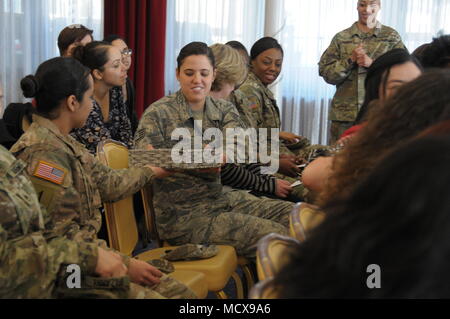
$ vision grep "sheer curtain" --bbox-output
[278,0,450,145]
[164,0,265,94]
[165,0,450,144]
[0,0,103,116]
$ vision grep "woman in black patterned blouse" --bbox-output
[71,41,133,154]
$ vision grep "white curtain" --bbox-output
[0,0,103,117]
[165,0,450,144]
[165,0,265,94]
[278,0,450,145]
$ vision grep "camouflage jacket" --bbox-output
[10,115,155,244]
[0,145,98,298]
[239,71,281,130]
[239,72,294,155]
[319,22,405,122]
[134,91,247,241]
[228,89,258,130]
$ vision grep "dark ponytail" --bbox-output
[72,41,111,72]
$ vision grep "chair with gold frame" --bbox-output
[289,203,326,241]
[248,278,278,299]
[256,233,300,281]
[141,184,247,299]
[97,140,208,298]
[97,139,243,299]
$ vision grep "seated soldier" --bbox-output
[0,144,166,299]
[134,42,294,259]
[209,43,294,201]
[10,57,195,299]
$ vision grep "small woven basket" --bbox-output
[129,149,222,169]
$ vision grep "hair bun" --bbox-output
[21,75,40,98]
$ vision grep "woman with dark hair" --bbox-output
[134,41,294,259]
[10,57,195,299]
[0,144,129,298]
[273,135,450,298]
[58,24,94,57]
[239,37,310,178]
[0,83,16,149]
[320,70,450,206]
[420,35,450,69]
[71,41,133,154]
[225,40,250,66]
[302,49,422,195]
[103,34,138,134]
[354,48,423,125]
[209,43,294,201]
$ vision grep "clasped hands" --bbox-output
[96,247,163,287]
[351,44,373,68]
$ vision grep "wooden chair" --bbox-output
[289,203,326,241]
[97,140,208,299]
[256,233,300,281]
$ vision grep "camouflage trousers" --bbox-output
[54,271,196,299]
[130,274,197,299]
[329,121,353,145]
[170,190,292,259]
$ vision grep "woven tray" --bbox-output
[129,149,222,169]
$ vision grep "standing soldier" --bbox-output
[319,0,406,144]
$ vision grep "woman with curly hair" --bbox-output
[320,69,450,206]
[272,134,450,298]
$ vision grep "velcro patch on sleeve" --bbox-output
[33,160,66,185]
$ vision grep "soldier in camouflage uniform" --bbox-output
[135,42,293,259]
[0,144,96,298]
[239,38,331,199]
[209,43,294,200]
[9,57,195,299]
[0,144,168,299]
[319,0,406,144]
[228,89,258,131]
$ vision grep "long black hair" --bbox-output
[355,48,422,124]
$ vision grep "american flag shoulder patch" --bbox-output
[33,161,66,185]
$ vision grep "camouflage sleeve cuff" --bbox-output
[77,242,99,275]
[343,57,354,71]
[142,166,156,184]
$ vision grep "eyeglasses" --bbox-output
[122,49,133,57]
[67,24,83,29]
